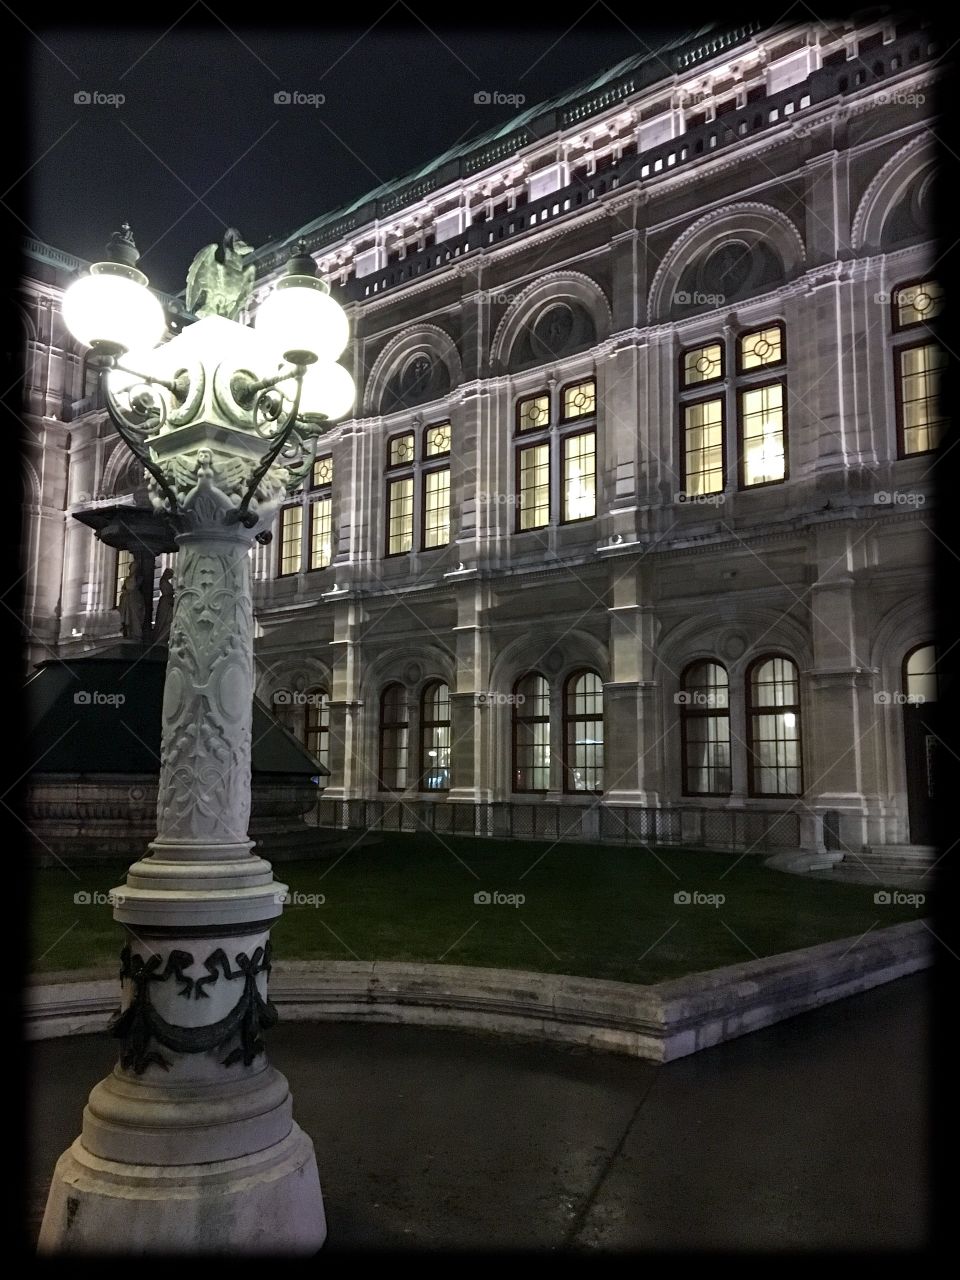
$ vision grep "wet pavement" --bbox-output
[29,972,928,1251]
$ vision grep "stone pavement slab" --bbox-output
[28,972,928,1251]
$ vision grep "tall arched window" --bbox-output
[421,681,451,790]
[563,670,604,792]
[680,661,731,795]
[378,684,409,791]
[305,687,330,773]
[746,655,802,796]
[512,672,550,792]
[903,644,938,703]
[901,643,939,845]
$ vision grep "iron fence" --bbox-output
[315,798,802,852]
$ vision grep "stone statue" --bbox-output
[185,227,256,320]
[117,567,145,640]
[153,568,175,645]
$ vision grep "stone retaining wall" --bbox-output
[25,921,931,1062]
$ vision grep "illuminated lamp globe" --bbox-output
[284,361,356,423]
[255,276,348,367]
[62,263,167,356]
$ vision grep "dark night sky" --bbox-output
[23,16,689,295]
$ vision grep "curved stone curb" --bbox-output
[26,921,932,1062]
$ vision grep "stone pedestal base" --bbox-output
[38,1122,325,1254]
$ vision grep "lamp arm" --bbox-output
[113,360,180,395]
[281,435,320,490]
[101,369,181,513]
[232,371,306,521]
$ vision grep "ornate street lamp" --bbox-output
[39,226,354,1254]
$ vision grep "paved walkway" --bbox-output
[29,973,928,1251]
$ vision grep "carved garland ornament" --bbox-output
[110,942,277,1074]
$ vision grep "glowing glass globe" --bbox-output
[281,360,355,422]
[255,277,349,365]
[62,267,167,354]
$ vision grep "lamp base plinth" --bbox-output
[37,1122,325,1255]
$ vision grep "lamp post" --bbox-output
[39,228,354,1254]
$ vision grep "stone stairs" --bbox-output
[811,845,938,888]
[766,845,938,888]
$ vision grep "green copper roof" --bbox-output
[254,20,767,272]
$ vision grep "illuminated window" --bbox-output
[517,443,550,530]
[420,681,451,790]
[561,377,596,421]
[738,324,784,372]
[378,684,409,790]
[681,341,723,387]
[904,644,938,703]
[517,392,550,433]
[512,672,550,792]
[682,397,724,495]
[114,548,134,607]
[563,671,603,792]
[309,496,333,569]
[680,662,730,795]
[561,431,596,521]
[388,432,415,467]
[897,343,946,456]
[305,688,330,771]
[424,421,451,457]
[513,380,600,528]
[739,382,786,486]
[278,505,303,576]
[311,454,334,488]
[747,655,802,796]
[423,468,450,548]
[894,279,944,330]
[386,477,414,555]
[677,323,788,502]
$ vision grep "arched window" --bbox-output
[305,687,330,773]
[680,662,731,795]
[903,644,938,703]
[379,684,409,791]
[512,673,550,792]
[746,655,802,796]
[421,681,451,790]
[563,671,604,792]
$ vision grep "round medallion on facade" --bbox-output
[403,661,423,685]
[401,353,433,399]
[720,631,747,661]
[531,304,575,359]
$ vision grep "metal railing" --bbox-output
[315,797,802,851]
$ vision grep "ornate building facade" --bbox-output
[19,15,943,859]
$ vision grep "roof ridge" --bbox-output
[253,21,770,267]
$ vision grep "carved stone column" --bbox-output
[39,332,327,1254]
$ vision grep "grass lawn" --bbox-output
[30,834,928,985]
